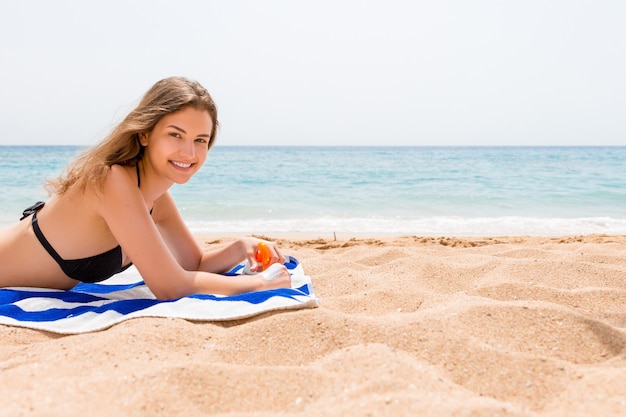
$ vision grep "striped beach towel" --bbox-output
[0,256,318,334]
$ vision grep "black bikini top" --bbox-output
[22,164,149,283]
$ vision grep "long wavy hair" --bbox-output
[46,76,219,195]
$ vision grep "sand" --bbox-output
[1,234,625,416]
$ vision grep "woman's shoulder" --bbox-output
[102,164,136,190]
[107,164,133,179]
[93,164,141,207]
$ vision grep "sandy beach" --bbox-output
[1,234,625,416]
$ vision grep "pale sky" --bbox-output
[1,0,624,146]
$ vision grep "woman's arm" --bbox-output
[97,166,290,299]
[153,192,285,273]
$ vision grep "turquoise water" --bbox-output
[1,146,625,236]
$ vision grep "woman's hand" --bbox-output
[239,237,286,272]
[257,263,293,290]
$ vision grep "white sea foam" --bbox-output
[186,216,626,237]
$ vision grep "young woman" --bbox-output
[0,77,291,299]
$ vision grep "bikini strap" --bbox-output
[31,211,66,266]
[20,201,45,221]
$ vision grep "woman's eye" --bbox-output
[195,138,208,144]
[169,132,182,139]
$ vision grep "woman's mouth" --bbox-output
[170,161,193,169]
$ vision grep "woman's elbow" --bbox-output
[145,275,194,300]
[151,288,183,300]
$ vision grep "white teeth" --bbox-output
[171,161,192,168]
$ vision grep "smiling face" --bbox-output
[140,106,214,185]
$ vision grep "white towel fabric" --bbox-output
[0,256,318,334]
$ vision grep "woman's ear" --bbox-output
[139,132,149,146]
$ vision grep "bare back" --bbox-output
[0,167,137,289]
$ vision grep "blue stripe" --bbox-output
[72,281,146,294]
[0,298,164,322]
[187,283,311,302]
[0,289,107,304]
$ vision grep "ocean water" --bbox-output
[1,145,625,236]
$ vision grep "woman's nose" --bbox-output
[179,139,195,158]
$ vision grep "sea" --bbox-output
[1,146,625,237]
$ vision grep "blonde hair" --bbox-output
[46,77,219,195]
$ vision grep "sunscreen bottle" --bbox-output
[255,242,272,271]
